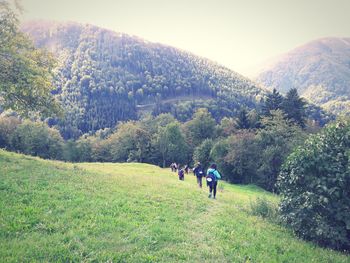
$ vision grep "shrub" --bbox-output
[250,197,278,222]
[0,116,21,149]
[11,120,64,159]
[277,119,350,251]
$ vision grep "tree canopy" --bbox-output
[0,1,60,116]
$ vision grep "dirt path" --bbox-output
[136,95,212,109]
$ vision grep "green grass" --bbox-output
[0,149,349,262]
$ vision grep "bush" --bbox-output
[0,116,21,149]
[250,197,278,222]
[277,119,350,251]
[11,120,64,159]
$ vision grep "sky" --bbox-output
[20,0,350,76]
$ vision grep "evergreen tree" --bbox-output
[282,88,306,127]
[262,88,284,115]
[256,110,305,191]
[247,109,261,129]
[235,108,250,129]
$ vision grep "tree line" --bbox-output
[0,88,316,192]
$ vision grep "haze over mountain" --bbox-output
[256,37,350,114]
[21,20,265,139]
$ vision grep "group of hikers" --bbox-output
[170,162,221,199]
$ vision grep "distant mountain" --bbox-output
[256,38,350,114]
[22,21,265,139]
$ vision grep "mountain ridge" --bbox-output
[255,37,350,114]
[21,20,266,138]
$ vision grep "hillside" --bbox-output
[1,149,349,262]
[21,21,265,139]
[256,37,350,114]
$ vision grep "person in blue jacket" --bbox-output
[206,163,221,199]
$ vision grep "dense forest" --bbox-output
[21,21,267,139]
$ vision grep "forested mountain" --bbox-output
[21,21,266,139]
[256,38,350,114]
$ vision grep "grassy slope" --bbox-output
[0,150,349,262]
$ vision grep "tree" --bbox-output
[193,139,213,170]
[216,117,236,137]
[224,131,259,183]
[184,108,216,147]
[247,109,261,129]
[156,122,189,167]
[262,88,283,115]
[256,110,305,191]
[278,119,350,251]
[210,139,230,180]
[108,122,151,163]
[235,108,250,129]
[282,88,306,127]
[0,1,60,116]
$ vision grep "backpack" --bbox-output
[195,166,204,176]
[178,169,184,177]
[206,170,215,183]
[195,166,204,177]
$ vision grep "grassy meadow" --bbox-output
[0,149,349,262]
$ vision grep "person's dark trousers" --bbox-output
[209,181,218,198]
[196,176,202,188]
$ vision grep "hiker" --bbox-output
[184,164,189,174]
[193,162,204,188]
[206,163,221,199]
[170,163,176,172]
[178,167,185,181]
[173,163,178,173]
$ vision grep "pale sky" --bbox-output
[20,0,350,76]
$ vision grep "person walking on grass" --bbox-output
[206,163,221,199]
[184,164,189,174]
[193,162,204,188]
[178,166,185,181]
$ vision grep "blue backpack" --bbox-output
[206,170,215,183]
